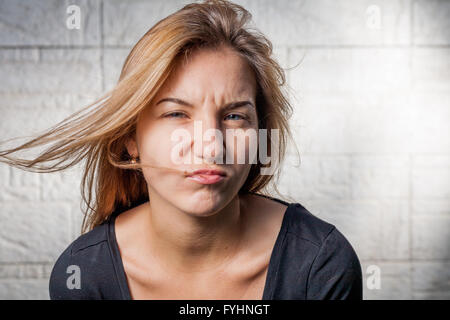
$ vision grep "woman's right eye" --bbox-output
[164,112,187,118]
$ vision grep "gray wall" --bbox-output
[0,0,449,299]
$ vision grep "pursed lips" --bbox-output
[186,169,227,184]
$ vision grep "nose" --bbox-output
[191,115,224,164]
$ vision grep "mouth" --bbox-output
[185,168,227,185]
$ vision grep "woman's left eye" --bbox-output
[164,112,187,118]
[225,113,246,121]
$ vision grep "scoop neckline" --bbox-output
[106,200,295,300]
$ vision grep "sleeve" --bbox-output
[306,227,363,300]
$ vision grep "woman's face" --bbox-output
[127,46,259,215]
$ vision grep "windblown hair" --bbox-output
[0,0,298,234]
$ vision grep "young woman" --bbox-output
[0,0,362,300]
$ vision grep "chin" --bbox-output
[179,190,229,216]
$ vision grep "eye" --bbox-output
[164,112,187,119]
[225,113,247,121]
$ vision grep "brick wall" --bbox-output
[0,0,448,299]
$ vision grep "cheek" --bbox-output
[138,128,176,165]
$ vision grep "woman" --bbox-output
[0,0,362,299]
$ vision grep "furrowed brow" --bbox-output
[156,97,193,107]
[156,97,254,109]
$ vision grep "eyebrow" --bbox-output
[155,97,255,110]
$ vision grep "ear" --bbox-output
[125,137,138,158]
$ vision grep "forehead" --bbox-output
[156,46,257,99]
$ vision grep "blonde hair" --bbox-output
[0,0,298,234]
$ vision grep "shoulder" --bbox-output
[247,193,338,247]
[287,203,363,299]
[48,220,121,299]
[287,203,336,246]
[287,203,360,268]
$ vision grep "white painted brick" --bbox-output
[0,167,40,201]
[412,262,450,295]
[412,215,450,260]
[287,48,417,155]
[0,48,102,95]
[0,163,9,186]
[70,202,86,240]
[103,48,131,92]
[406,93,450,154]
[379,199,410,260]
[287,90,449,154]
[0,0,447,302]
[249,0,410,46]
[412,48,450,93]
[272,47,289,73]
[0,279,49,299]
[412,155,450,199]
[412,199,450,216]
[286,95,351,154]
[350,155,409,199]
[0,203,71,263]
[103,0,410,47]
[0,0,101,46]
[0,263,52,279]
[278,154,351,199]
[40,166,83,201]
[412,155,450,167]
[103,0,192,46]
[413,0,450,45]
[10,167,40,188]
[0,93,99,141]
[413,291,450,299]
[360,261,412,299]
[289,48,410,96]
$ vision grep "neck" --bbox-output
[140,191,247,274]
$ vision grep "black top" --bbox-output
[49,194,363,300]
